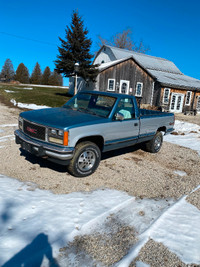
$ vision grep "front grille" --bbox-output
[23,120,46,141]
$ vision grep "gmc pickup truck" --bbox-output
[15,91,174,177]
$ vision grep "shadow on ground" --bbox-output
[2,233,59,267]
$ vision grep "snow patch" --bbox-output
[174,170,187,176]
[164,120,200,155]
[10,99,50,110]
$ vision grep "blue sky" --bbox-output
[0,0,200,86]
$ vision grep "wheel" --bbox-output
[144,131,163,153]
[67,141,101,177]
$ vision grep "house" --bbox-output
[91,45,200,114]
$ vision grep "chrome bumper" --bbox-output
[14,129,74,161]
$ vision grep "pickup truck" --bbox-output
[14,91,174,177]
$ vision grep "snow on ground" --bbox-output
[13,87,33,90]
[10,99,50,110]
[164,120,200,155]
[0,176,199,266]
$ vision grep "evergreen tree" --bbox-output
[15,63,30,84]
[0,59,15,82]
[41,66,51,85]
[31,62,42,84]
[55,10,98,82]
[49,70,63,86]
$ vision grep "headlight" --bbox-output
[48,128,67,145]
[18,117,23,130]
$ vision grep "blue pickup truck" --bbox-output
[15,91,174,177]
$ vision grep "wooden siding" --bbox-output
[98,59,154,104]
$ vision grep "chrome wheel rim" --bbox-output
[78,150,96,172]
[154,135,162,151]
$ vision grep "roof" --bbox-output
[105,45,182,74]
[149,70,200,90]
[97,45,200,90]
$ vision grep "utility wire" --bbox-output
[0,31,57,47]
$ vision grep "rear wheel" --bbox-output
[144,131,163,153]
[67,141,101,177]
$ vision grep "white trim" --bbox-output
[107,79,116,91]
[185,91,192,106]
[119,80,130,94]
[163,88,171,104]
[150,82,155,106]
[135,82,143,97]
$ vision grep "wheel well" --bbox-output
[76,136,104,151]
[157,126,166,133]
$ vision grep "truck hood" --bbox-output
[20,107,106,129]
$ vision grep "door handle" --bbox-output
[134,123,138,126]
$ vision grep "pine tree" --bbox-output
[15,63,30,84]
[49,70,63,86]
[55,10,98,82]
[0,59,15,82]
[41,66,51,85]
[31,62,42,84]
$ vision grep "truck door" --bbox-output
[104,98,140,151]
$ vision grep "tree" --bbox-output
[97,28,150,54]
[55,10,98,82]
[41,66,51,85]
[15,63,30,84]
[0,59,15,82]
[49,70,63,86]
[31,62,42,84]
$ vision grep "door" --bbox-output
[103,97,139,151]
[169,93,184,113]
[196,96,200,113]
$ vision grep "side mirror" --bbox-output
[115,112,124,121]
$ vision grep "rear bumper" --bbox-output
[14,129,74,161]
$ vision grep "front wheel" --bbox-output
[67,141,101,177]
[144,131,163,153]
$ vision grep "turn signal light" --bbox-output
[63,131,68,146]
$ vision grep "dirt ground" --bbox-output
[0,103,200,200]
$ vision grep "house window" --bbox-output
[107,79,115,91]
[163,88,171,104]
[197,96,200,111]
[135,82,143,97]
[185,91,192,105]
[119,80,130,94]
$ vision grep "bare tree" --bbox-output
[97,28,150,54]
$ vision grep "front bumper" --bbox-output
[14,129,74,161]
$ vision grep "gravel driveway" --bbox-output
[0,102,200,266]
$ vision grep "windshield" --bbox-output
[63,93,116,118]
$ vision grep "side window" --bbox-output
[185,91,192,105]
[135,82,143,97]
[114,98,135,120]
[107,79,115,91]
[163,88,171,104]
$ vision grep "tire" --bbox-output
[144,131,163,153]
[67,141,101,177]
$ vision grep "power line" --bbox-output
[0,31,57,47]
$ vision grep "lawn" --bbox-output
[0,83,72,108]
